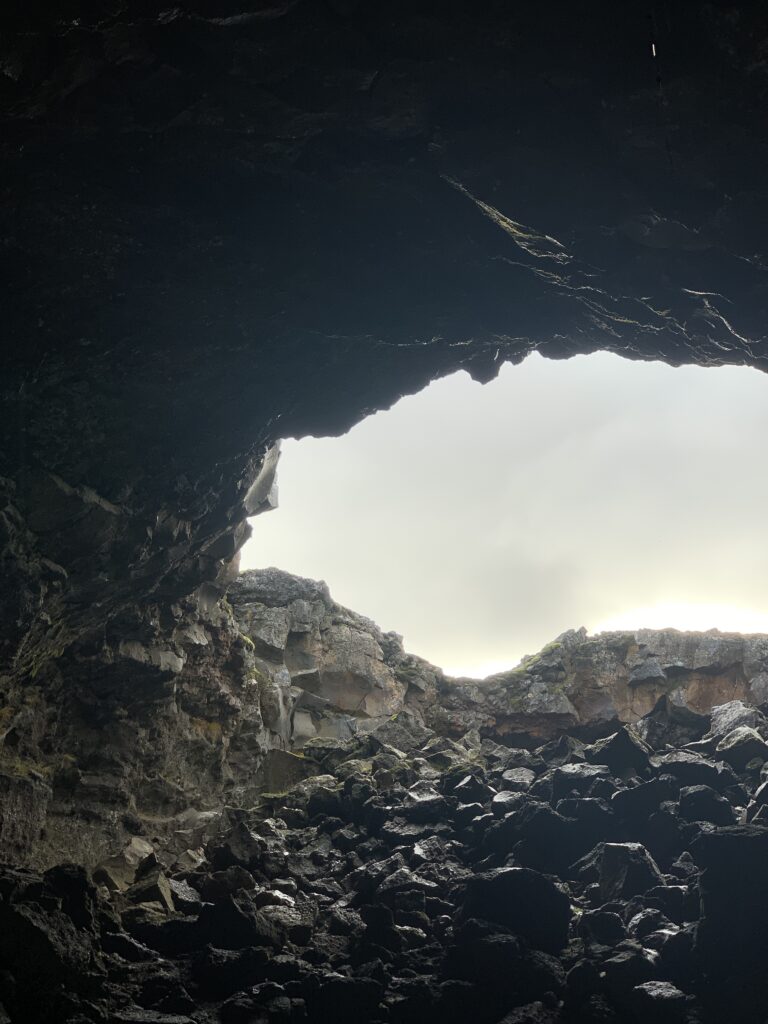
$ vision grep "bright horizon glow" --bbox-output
[241,352,768,679]
[593,602,768,637]
[444,603,768,678]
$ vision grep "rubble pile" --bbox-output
[2,697,768,1024]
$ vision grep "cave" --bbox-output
[2,2,768,1023]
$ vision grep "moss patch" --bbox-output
[0,754,52,780]
[190,717,224,743]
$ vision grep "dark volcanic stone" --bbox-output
[651,752,726,789]
[630,980,687,1023]
[491,791,528,817]
[634,696,710,751]
[504,802,582,874]
[577,909,626,946]
[678,785,736,826]
[716,726,768,769]
[600,949,656,998]
[585,728,652,777]
[197,894,285,950]
[611,778,675,821]
[597,843,664,902]
[549,764,611,800]
[691,825,768,1017]
[459,867,571,953]
[446,919,565,1010]
[191,946,271,1000]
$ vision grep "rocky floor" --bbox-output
[2,696,768,1024]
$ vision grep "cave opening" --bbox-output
[3,1,768,1019]
[241,350,768,678]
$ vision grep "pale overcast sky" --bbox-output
[240,352,768,677]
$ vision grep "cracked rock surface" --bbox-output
[2,1,768,682]
[4,568,768,874]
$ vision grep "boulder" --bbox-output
[597,843,664,902]
[715,726,768,769]
[459,867,571,953]
[584,728,652,777]
[611,778,674,821]
[634,695,709,751]
[197,894,285,950]
[127,870,175,914]
[707,701,767,740]
[94,837,155,892]
[678,785,736,826]
[630,980,687,1023]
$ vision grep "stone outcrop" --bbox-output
[2,2,768,690]
[434,628,768,744]
[229,569,440,747]
[231,571,768,754]
[6,566,768,873]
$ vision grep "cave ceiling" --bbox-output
[1,0,767,677]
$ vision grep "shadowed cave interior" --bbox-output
[1,2,768,1023]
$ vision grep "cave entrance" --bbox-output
[241,351,768,679]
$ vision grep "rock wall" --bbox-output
[2,1,768,688]
[229,569,768,753]
[434,628,768,744]
[0,577,283,871]
[5,565,768,871]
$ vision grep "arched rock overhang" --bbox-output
[1,0,767,676]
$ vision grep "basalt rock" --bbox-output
[1,0,768,692]
[5,565,768,877]
[1,2,768,1021]
[1,702,766,1023]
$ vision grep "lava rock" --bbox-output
[585,727,652,777]
[634,696,710,751]
[197,894,285,950]
[678,785,736,826]
[715,726,768,769]
[630,980,687,1023]
[459,867,571,952]
[597,843,665,902]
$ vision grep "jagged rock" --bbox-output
[127,870,175,914]
[197,894,286,950]
[600,948,657,999]
[459,867,571,953]
[94,839,155,888]
[578,909,626,946]
[584,728,652,777]
[491,791,527,818]
[650,751,725,789]
[678,785,736,826]
[634,696,710,751]
[110,1011,195,1024]
[630,981,687,1023]
[500,767,537,791]
[190,946,271,1001]
[707,701,767,740]
[715,726,768,769]
[611,778,675,822]
[547,763,611,799]
[207,822,265,871]
[4,686,768,1024]
[597,843,664,902]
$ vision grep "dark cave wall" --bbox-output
[1,0,768,681]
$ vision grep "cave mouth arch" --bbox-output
[241,350,768,678]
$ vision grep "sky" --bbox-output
[240,352,768,678]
